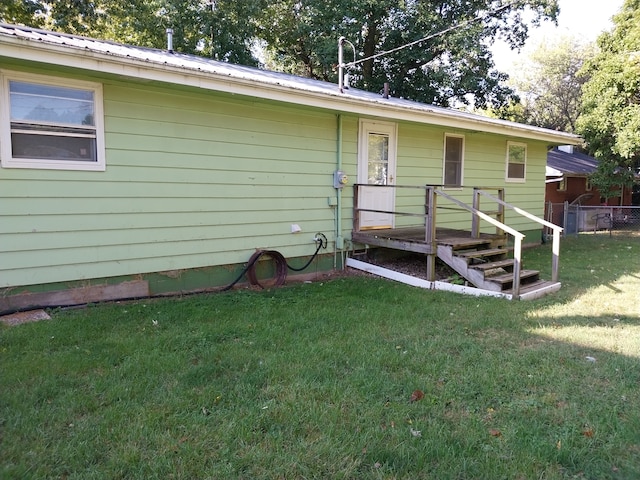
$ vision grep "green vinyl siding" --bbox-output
[391,124,549,234]
[0,74,341,288]
[0,65,551,291]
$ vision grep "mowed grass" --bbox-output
[1,233,639,479]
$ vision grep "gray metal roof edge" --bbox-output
[0,22,582,143]
[547,148,598,175]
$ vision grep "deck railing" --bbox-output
[433,188,526,295]
[352,183,434,236]
[475,188,562,284]
[353,184,563,297]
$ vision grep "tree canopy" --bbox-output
[577,0,640,199]
[34,0,267,66]
[1,1,561,108]
[258,0,560,107]
[0,0,45,27]
[499,37,594,132]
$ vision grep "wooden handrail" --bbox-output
[436,188,523,296]
[435,189,524,240]
[476,189,562,284]
[477,189,563,232]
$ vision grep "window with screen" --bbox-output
[1,71,105,171]
[506,142,526,182]
[443,134,464,187]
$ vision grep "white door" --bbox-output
[358,120,397,229]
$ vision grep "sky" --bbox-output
[491,0,626,73]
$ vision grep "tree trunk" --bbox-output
[362,10,379,85]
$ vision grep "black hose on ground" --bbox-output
[221,233,328,291]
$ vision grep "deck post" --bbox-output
[425,186,437,281]
[551,227,560,283]
[353,184,360,233]
[472,188,480,238]
[512,236,522,298]
[497,188,505,237]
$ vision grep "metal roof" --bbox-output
[0,23,582,144]
[547,147,598,176]
[0,23,353,98]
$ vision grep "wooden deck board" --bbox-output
[352,227,505,254]
[351,230,434,254]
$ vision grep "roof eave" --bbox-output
[0,34,582,145]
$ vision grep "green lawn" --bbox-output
[1,233,639,479]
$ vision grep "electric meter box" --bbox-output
[333,170,348,189]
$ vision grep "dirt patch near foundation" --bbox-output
[345,251,458,281]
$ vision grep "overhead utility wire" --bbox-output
[342,0,519,68]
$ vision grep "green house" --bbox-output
[0,23,580,309]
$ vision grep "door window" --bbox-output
[367,133,389,185]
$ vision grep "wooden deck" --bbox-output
[351,226,507,254]
[350,185,562,299]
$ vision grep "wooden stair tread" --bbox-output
[505,280,561,298]
[456,248,507,259]
[469,259,515,271]
[486,269,539,285]
[438,238,492,248]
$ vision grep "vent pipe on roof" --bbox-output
[383,83,389,99]
[166,28,174,53]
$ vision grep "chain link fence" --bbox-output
[544,202,640,237]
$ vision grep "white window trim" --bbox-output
[442,133,464,188]
[505,141,527,183]
[0,70,105,171]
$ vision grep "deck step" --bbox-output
[505,280,561,299]
[439,238,492,249]
[469,259,515,271]
[456,248,507,259]
[486,269,539,286]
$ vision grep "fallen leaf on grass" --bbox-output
[488,429,502,437]
[582,428,594,438]
[410,390,424,403]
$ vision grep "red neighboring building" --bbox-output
[545,146,632,207]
